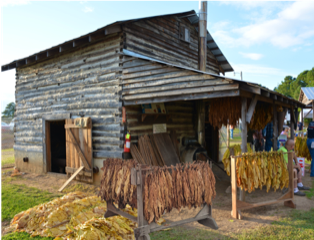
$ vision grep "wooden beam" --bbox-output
[207,39,215,44]
[218,61,228,65]
[209,47,219,51]
[59,42,73,52]
[67,129,91,170]
[214,54,223,57]
[58,166,84,192]
[104,25,121,35]
[273,103,278,150]
[240,84,261,95]
[241,98,247,153]
[246,95,258,123]
[231,156,238,219]
[291,107,295,138]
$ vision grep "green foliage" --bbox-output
[1,181,60,221]
[2,102,15,118]
[2,232,53,240]
[274,67,314,100]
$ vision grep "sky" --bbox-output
[1,1,314,111]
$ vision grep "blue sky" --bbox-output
[1,1,314,111]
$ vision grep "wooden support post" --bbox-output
[301,108,304,137]
[290,107,295,139]
[273,103,278,150]
[284,152,296,208]
[198,1,207,71]
[241,98,247,153]
[197,101,205,147]
[231,156,238,219]
[227,124,230,148]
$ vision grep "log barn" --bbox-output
[1,9,304,186]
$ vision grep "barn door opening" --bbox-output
[49,120,66,173]
[65,118,93,183]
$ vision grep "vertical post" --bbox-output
[301,108,304,137]
[273,104,278,150]
[197,101,205,147]
[290,107,295,139]
[136,166,145,240]
[231,156,238,219]
[241,98,247,153]
[284,151,296,208]
[198,1,207,71]
[227,124,230,148]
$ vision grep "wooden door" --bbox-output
[65,118,93,183]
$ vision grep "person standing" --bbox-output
[298,121,303,137]
[253,130,264,152]
[263,122,273,152]
[306,121,314,177]
[230,125,234,140]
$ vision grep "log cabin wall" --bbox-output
[123,16,220,74]
[14,33,124,184]
[125,101,196,146]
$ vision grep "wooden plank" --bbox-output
[231,156,238,219]
[153,133,180,166]
[290,107,295,139]
[123,84,239,100]
[241,98,247,153]
[67,128,91,169]
[66,167,92,177]
[58,166,84,192]
[273,103,278,150]
[46,122,51,172]
[246,95,257,123]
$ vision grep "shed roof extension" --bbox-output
[121,49,304,108]
[1,10,233,73]
[299,87,314,106]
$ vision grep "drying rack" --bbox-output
[231,152,296,220]
[104,162,218,240]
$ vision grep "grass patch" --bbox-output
[2,232,53,240]
[235,209,314,240]
[150,227,229,240]
[2,148,15,166]
[305,179,314,200]
[1,179,61,221]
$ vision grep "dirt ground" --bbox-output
[2,162,313,237]
[1,131,14,149]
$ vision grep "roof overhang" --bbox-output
[1,10,233,73]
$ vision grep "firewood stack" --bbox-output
[99,160,216,224]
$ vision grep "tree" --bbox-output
[274,67,314,100]
[2,102,15,118]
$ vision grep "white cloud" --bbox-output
[230,63,288,77]
[220,1,287,11]
[1,0,30,7]
[83,6,94,13]
[239,52,263,60]
[212,1,314,49]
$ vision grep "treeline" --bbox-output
[274,67,314,100]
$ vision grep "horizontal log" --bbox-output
[124,89,240,105]
[93,151,123,159]
[66,167,92,177]
[123,79,224,96]
[123,83,239,100]
[14,145,43,153]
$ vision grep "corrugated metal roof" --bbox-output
[1,10,233,73]
[301,87,314,101]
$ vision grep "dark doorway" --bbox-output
[50,120,66,174]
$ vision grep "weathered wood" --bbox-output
[273,103,278,150]
[246,95,257,123]
[290,107,295,139]
[198,1,207,71]
[58,166,84,192]
[123,84,239,100]
[241,98,247,153]
[66,167,92,177]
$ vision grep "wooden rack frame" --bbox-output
[231,152,296,220]
[104,163,218,240]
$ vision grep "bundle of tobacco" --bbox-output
[295,137,311,161]
[248,103,273,130]
[222,144,252,176]
[99,160,216,224]
[143,161,216,224]
[208,97,242,129]
[236,151,289,193]
[99,158,138,209]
